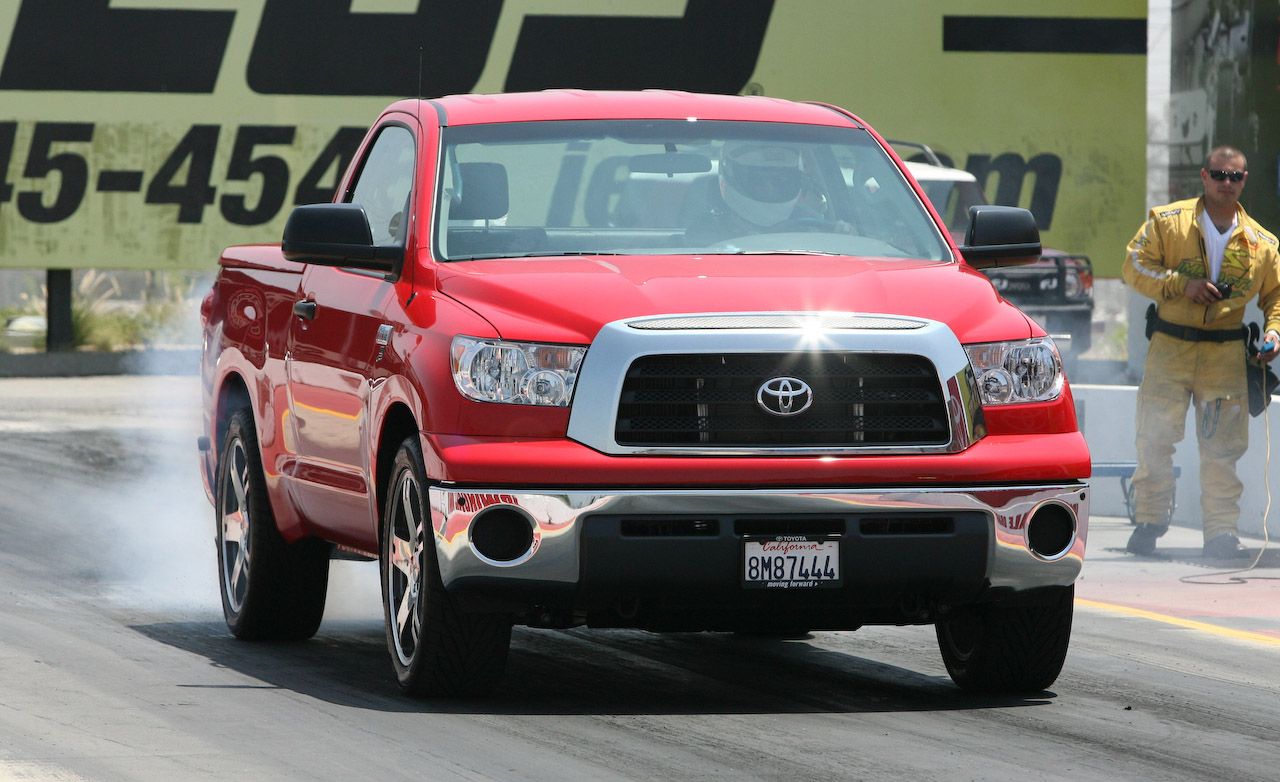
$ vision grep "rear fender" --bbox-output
[208,349,309,543]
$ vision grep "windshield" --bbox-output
[434,120,950,262]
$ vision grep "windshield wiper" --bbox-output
[524,251,628,257]
[725,249,841,256]
[450,251,628,260]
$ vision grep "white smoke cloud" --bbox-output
[97,294,382,626]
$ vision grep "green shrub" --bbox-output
[12,270,204,352]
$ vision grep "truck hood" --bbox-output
[434,254,1032,345]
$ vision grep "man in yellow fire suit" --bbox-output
[1122,146,1280,558]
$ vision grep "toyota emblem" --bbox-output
[756,376,813,416]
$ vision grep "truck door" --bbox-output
[284,122,416,548]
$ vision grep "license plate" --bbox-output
[742,536,841,589]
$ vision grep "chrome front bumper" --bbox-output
[428,483,1088,595]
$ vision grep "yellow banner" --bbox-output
[0,0,1144,274]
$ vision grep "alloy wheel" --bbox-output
[219,437,252,614]
[387,468,425,666]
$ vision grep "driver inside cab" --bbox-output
[685,140,832,244]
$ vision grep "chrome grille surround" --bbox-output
[567,312,984,456]
[628,313,926,331]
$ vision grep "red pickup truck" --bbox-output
[198,90,1090,697]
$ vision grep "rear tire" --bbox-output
[935,585,1073,694]
[380,435,511,697]
[215,409,330,640]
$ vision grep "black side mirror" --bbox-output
[959,205,1041,269]
[282,203,403,277]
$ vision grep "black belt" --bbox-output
[1146,307,1245,343]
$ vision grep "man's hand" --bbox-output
[1185,278,1226,305]
[1261,329,1280,363]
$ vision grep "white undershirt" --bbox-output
[1199,207,1237,282]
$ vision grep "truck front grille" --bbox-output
[614,352,948,447]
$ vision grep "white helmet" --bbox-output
[719,141,802,226]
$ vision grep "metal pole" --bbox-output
[46,268,73,352]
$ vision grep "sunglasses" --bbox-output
[1208,169,1246,182]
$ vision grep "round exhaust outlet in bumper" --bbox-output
[1025,502,1077,560]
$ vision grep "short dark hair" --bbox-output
[1205,145,1247,170]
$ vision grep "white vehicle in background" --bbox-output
[897,143,1095,362]
[2,314,47,349]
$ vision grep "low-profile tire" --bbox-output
[216,408,330,640]
[734,623,812,639]
[935,585,1074,694]
[381,435,511,697]
[734,630,812,640]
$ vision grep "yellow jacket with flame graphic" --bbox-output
[1123,197,1280,335]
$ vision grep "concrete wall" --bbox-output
[1076,382,1279,536]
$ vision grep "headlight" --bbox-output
[964,338,1064,405]
[450,336,586,406]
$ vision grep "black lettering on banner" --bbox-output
[943,16,1145,55]
[247,0,501,96]
[0,122,15,204]
[504,0,774,94]
[221,126,296,226]
[18,122,92,224]
[146,126,220,224]
[294,128,367,206]
[97,171,144,193]
[966,153,1062,230]
[0,0,233,92]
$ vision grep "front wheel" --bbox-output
[380,435,511,697]
[215,409,329,640]
[935,585,1074,694]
